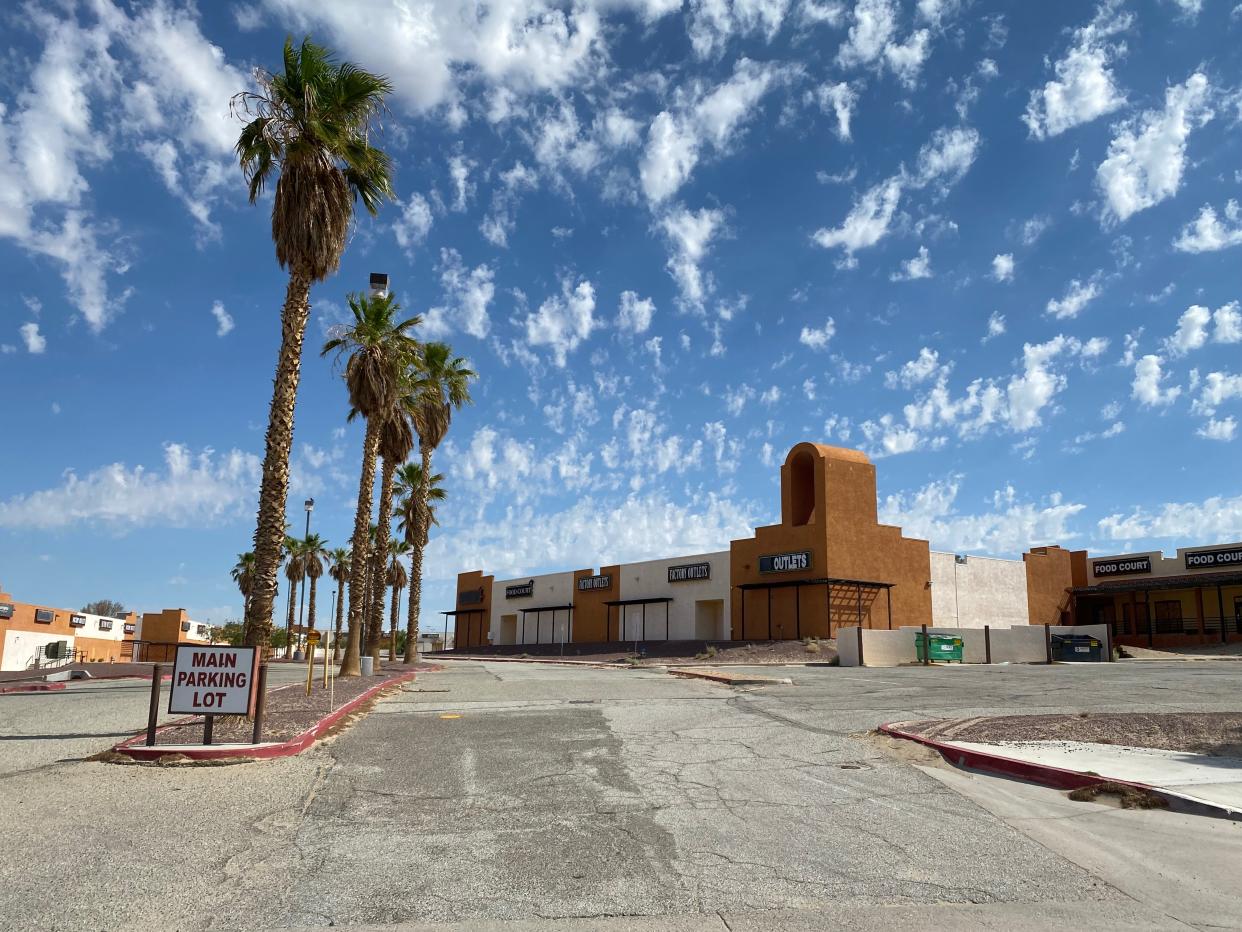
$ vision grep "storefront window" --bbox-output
[1154,600,1183,635]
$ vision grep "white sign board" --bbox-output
[168,645,260,716]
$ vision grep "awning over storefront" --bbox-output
[736,577,894,639]
[1074,570,1242,595]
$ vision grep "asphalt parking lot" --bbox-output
[0,660,1239,931]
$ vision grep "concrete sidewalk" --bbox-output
[952,740,1242,816]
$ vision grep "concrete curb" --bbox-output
[878,722,1241,820]
[0,682,67,695]
[112,671,418,762]
[670,668,793,686]
[431,655,631,670]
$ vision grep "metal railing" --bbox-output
[1112,615,1241,638]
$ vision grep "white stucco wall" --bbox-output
[929,552,1029,629]
[491,572,575,645]
[1,630,74,671]
[616,551,731,641]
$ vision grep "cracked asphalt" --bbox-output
[1,659,1240,930]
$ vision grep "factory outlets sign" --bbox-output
[668,562,711,583]
[1093,556,1152,578]
[578,574,612,591]
[506,580,535,599]
[759,550,812,574]
[458,587,485,605]
[1186,547,1242,570]
[168,646,260,716]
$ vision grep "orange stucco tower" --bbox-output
[729,443,932,638]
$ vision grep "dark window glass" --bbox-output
[34,609,55,624]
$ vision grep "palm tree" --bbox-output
[387,539,411,662]
[404,343,476,662]
[368,399,415,666]
[302,533,328,650]
[322,291,421,675]
[395,463,445,546]
[232,38,394,650]
[283,535,306,657]
[327,547,351,662]
[231,552,256,637]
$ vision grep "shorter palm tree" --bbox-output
[327,547,351,661]
[283,535,306,657]
[302,533,328,649]
[387,539,411,661]
[232,552,256,638]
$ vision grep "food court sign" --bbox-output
[1185,546,1242,570]
[168,645,260,715]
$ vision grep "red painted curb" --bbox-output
[878,722,1156,792]
[113,671,418,762]
[433,655,634,669]
[0,682,67,694]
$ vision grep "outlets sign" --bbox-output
[168,645,260,715]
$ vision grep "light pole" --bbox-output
[297,497,315,655]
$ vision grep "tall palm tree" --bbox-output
[327,547,351,661]
[231,552,256,637]
[322,291,421,675]
[302,533,328,648]
[368,400,415,665]
[283,535,306,657]
[232,38,393,650]
[405,343,476,662]
[387,539,411,662]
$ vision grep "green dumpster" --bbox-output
[1052,634,1102,662]
[916,633,964,663]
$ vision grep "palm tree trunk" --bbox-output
[389,583,401,663]
[404,447,434,662]
[333,579,345,663]
[341,419,380,677]
[285,583,298,657]
[246,268,313,651]
[307,575,319,660]
[368,454,396,667]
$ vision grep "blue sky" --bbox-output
[1,0,1240,628]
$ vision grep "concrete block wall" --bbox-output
[840,623,1112,667]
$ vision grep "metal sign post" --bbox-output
[305,630,320,696]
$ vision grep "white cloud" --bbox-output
[1046,277,1101,319]
[836,0,932,88]
[813,82,858,140]
[1023,1,1132,139]
[0,443,261,529]
[393,193,434,255]
[798,317,836,350]
[1098,490,1242,541]
[480,161,539,248]
[983,311,1005,342]
[991,253,1014,282]
[1173,200,1242,253]
[426,490,754,583]
[19,322,46,354]
[1213,303,1242,344]
[659,206,726,311]
[1096,71,1214,224]
[1163,304,1210,357]
[1166,0,1202,18]
[880,477,1085,555]
[723,383,755,415]
[447,154,475,211]
[1192,371,1242,416]
[618,291,656,334]
[639,58,784,204]
[423,249,495,340]
[687,0,791,59]
[885,347,946,389]
[1197,417,1236,442]
[891,245,932,280]
[209,300,234,337]
[812,176,902,265]
[812,125,977,265]
[524,277,597,366]
[1131,354,1181,407]
[759,386,782,405]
